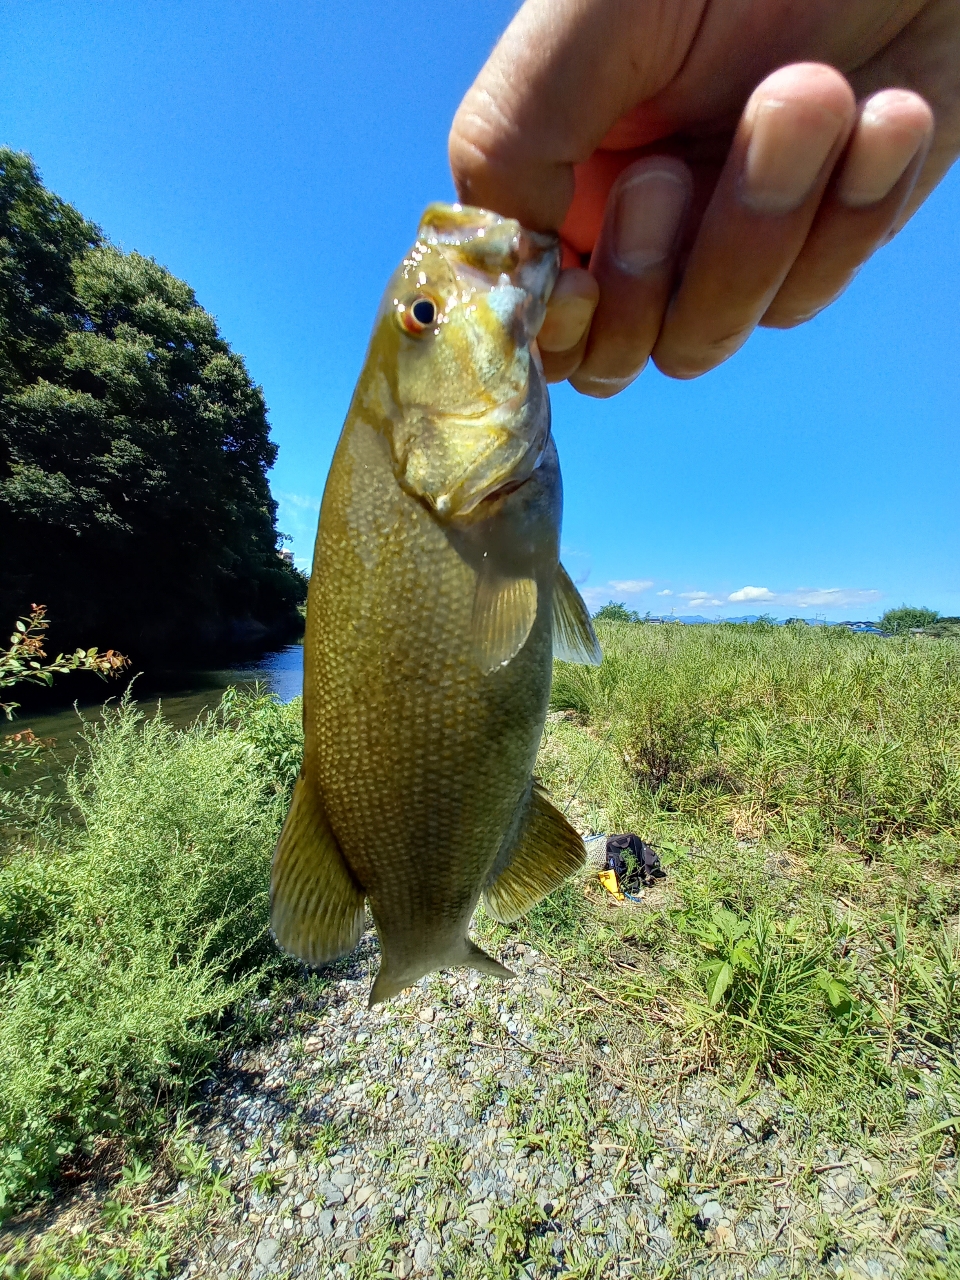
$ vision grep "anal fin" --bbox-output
[483,782,587,923]
[472,565,538,673]
[271,774,366,966]
[552,563,602,665]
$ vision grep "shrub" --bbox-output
[0,689,301,1216]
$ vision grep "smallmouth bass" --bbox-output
[271,203,601,1004]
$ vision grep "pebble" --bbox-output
[82,930,947,1280]
[254,1239,278,1266]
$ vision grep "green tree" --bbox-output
[879,606,940,635]
[593,601,643,624]
[0,149,305,662]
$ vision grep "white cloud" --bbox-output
[609,579,654,594]
[785,587,882,609]
[728,585,776,603]
[276,491,321,512]
[721,584,882,611]
[685,597,725,608]
[657,589,672,596]
[580,586,613,609]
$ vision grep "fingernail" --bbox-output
[539,294,596,352]
[836,99,927,208]
[742,98,845,213]
[613,169,689,274]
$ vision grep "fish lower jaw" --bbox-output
[424,473,530,520]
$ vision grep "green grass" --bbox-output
[0,688,301,1217]
[3,619,960,1269]
[529,621,960,1117]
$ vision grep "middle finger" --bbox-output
[653,63,857,380]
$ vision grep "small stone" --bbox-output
[701,1200,723,1222]
[354,1184,376,1207]
[714,1224,737,1249]
[255,1238,279,1266]
[331,1172,355,1190]
[317,1209,335,1238]
[395,1256,413,1279]
[461,1154,474,1172]
[467,1204,491,1228]
[318,1181,345,1207]
[299,1201,315,1219]
[419,1007,435,1024]
[413,1238,433,1269]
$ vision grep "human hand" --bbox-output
[449,0,957,395]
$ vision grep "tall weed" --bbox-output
[553,623,960,852]
[0,690,302,1215]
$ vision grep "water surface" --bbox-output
[8,644,305,779]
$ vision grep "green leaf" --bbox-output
[713,907,750,941]
[706,960,734,1008]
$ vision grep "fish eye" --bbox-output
[412,298,435,325]
[399,293,439,335]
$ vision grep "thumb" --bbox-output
[448,0,703,232]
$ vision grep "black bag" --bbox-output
[605,834,665,893]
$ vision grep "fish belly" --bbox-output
[303,412,554,972]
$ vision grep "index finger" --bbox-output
[448,0,705,231]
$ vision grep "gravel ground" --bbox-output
[159,929,954,1280]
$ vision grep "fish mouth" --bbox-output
[418,204,560,339]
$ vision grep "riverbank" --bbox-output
[2,624,958,1277]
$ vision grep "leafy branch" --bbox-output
[1,604,128,720]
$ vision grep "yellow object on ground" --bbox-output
[597,869,624,901]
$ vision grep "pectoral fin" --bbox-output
[472,566,538,674]
[483,782,587,923]
[552,563,602,665]
[271,774,366,966]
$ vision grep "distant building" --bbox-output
[279,548,295,566]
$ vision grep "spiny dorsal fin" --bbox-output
[482,782,587,923]
[472,565,538,674]
[271,774,366,966]
[552,563,602,666]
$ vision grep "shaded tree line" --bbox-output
[0,149,305,665]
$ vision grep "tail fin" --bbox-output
[368,937,515,1007]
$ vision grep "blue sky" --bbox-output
[2,1,957,621]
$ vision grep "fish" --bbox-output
[270,203,602,1005]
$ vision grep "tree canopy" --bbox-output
[879,606,940,635]
[592,601,644,624]
[0,149,305,662]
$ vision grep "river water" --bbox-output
[7,644,305,776]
